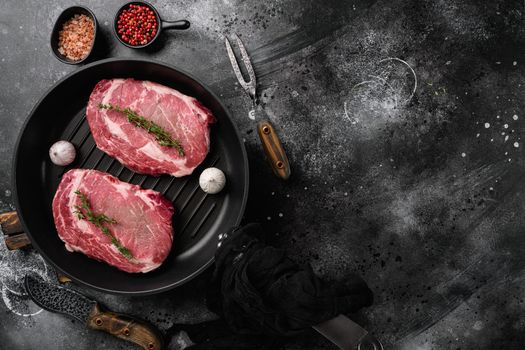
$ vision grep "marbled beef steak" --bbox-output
[86,78,215,177]
[52,169,174,273]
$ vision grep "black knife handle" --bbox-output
[313,314,383,350]
[87,303,164,350]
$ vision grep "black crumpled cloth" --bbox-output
[167,223,373,349]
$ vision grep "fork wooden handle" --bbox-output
[257,120,291,180]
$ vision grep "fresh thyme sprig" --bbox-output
[98,103,185,156]
[73,190,133,260]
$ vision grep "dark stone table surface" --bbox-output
[1,0,525,349]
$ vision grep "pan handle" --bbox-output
[161,19,190,30]
[1,211,31,250]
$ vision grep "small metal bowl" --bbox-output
[113,0,190,49]
[50,6,98,65]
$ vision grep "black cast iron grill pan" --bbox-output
[13,58,249,295]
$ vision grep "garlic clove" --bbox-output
[199,167,226,194]
[49,140,76,166]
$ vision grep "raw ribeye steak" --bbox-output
[86,78,215,177]
[52,169,174,273]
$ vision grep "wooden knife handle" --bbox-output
[88,303,164,350]
[0,211,24,233]
[1,211,31,250]
[257,120,291,180]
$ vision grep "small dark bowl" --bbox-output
[50,6,98,65]
[114,0,190,49]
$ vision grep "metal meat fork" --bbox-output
[225,34,291,180]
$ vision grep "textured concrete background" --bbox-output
[1,0,525,349]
